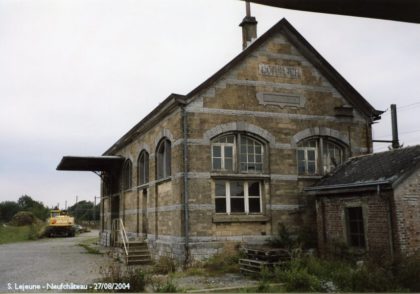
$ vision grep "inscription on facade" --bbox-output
[256,92,305,108]
[259,64,301,79]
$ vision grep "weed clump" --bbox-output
[99,263,146,292]
[152,256,177,274]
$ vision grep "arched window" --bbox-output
[211,133,265,173]
[156,138,171,180]
[297,137,344,175]
[122,159,132,190]
[138,150,149,185]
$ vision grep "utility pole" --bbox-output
[391,104,400,149]
[372,104,401,149]
[75,196,78,222]
[93,196,96,222]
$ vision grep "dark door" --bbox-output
[142,189,148,238]
[111,195,120,221]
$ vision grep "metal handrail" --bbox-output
[119,219,129,256]
[111,218,129,256]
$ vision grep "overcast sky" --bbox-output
[1,0,419,207]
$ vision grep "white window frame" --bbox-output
[214,180,262,214]
[297,147,318,175]
[211,136,235,171]
[323,141,343,173]
[239,136,264,172]
[297,138,345,176]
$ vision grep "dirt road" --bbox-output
[0,230,109,292]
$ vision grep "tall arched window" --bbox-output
[156,138,171,180]
[211,133,265,173]
[138,150,149,185]
[211,133,266,215]
[297,137,344,175]
[122,159,133,190]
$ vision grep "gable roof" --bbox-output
[306,145,420,193]
[187,18,383,120]
[104,18,382,155]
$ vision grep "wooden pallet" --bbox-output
[240,247,291,274]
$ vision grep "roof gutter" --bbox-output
[305,180,392,195]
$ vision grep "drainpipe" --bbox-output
[182,106,190,265]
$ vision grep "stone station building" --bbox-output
[58,15,385,263]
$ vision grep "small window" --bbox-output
[156,139,171,180]
[138,150,149,185]
[346,207,366,248]
[122,159,132,190]
[214,180,262,214]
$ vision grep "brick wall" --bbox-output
[394,168,420,256]
[316,192,393,256]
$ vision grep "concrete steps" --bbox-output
[120,241,152,266]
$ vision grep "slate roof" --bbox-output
[309,145,420,191]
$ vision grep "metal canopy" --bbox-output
[56,156,125,172]
[246,0,420,24]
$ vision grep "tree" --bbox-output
[17,195,49,221]
[67,200,99,222]
[0,201,20,223]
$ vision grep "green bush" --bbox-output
[273,253,420,292]
[276,260,322,292]
[266,224,295,249]
[9,211,38,226]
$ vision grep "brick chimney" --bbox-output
[239,1,257,50]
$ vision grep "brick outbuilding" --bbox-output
[306,146,420,257]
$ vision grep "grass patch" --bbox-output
[78,237,102,255]
[0,223,44,244]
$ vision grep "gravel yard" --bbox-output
[0,230,109,292]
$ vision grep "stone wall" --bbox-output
[100,27,374,262]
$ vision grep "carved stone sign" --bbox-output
[259,64,301,79]
[256,92,305,108]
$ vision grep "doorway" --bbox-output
[142,189,148,238]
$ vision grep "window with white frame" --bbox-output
[297,138,344,175]
[214,180,262,214]
[212,135,235,171]
[211,133,265,173]
[138,150,149,185]
[156,138,171,180]
[240,136,263,172]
